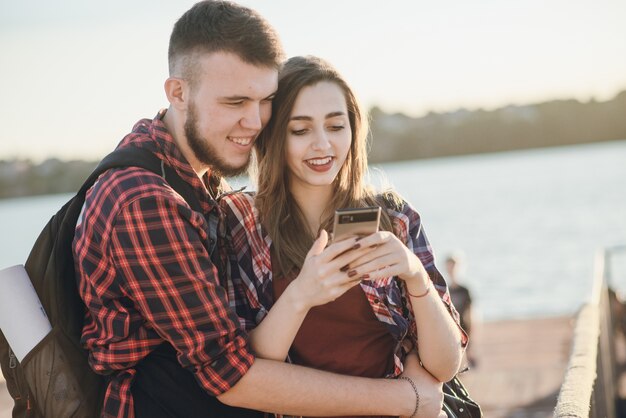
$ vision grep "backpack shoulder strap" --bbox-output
[80,147,202,213]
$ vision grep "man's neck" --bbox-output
[162,108,209,178]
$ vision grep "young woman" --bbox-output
[221,56,467,417]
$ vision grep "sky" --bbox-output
[1,0,625,161]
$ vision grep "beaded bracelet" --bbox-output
[399,376,420,418]
[407,282,430,298]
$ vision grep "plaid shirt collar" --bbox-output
[121,109,223,214]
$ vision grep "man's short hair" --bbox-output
[168,0,284,85]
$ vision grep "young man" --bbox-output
[74,2,447,417]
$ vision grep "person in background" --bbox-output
[445,253,477,368]
[222,55,467,418]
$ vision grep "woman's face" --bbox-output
[285,81,352,194]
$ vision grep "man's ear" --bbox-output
[164,77,188,111]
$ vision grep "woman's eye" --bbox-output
[329,125,345,131]
[291,129,308,136]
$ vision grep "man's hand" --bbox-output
[400,352,445,418]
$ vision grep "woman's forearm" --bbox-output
[408,282,464,382]
[248,283,309,360]
[404,268,464,382]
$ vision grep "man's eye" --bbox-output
[227,101,244,106]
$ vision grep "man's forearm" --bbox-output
[218,358,414,416]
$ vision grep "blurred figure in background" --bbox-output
[445,253,477,368]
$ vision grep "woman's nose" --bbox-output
[311,129,331,150]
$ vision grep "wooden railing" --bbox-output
[554,247,623,418]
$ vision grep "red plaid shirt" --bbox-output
[73,110,254,418]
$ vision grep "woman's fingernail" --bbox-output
[351,243,361,250]
[361,274,370,280]
[348,270,358,277]
[340,265,349,272]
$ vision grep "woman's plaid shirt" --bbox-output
[221,192,467,379]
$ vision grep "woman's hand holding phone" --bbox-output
[248,231,377,362]
[339,231,430,294]
[285,230,378,311]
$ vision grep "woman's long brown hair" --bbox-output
[254,56,400,275]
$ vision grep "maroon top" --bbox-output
[274,271,396,418]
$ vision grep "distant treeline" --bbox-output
[1,90,625,199]
[0,158,97,199]
[368,90,626,163]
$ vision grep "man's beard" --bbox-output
[184,103,251,177]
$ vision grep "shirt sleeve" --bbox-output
[108,194,254,396]
[395,200,469,347]
[220,192,271,332]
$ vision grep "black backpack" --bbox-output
[0,146,201,418]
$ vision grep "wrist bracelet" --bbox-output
[407,282,430,298]
[398,376,420,418]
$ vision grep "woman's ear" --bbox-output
[164,77,188,111]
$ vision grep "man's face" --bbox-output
[184,52,278,176]
[446,260,457,278]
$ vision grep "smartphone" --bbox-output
[332,206,381,242]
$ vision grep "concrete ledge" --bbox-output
[554,304,599,417]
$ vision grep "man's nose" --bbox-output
[241,105,262,130]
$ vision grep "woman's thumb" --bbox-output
[307,229,329,257]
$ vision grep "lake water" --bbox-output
[1,140,626,322]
